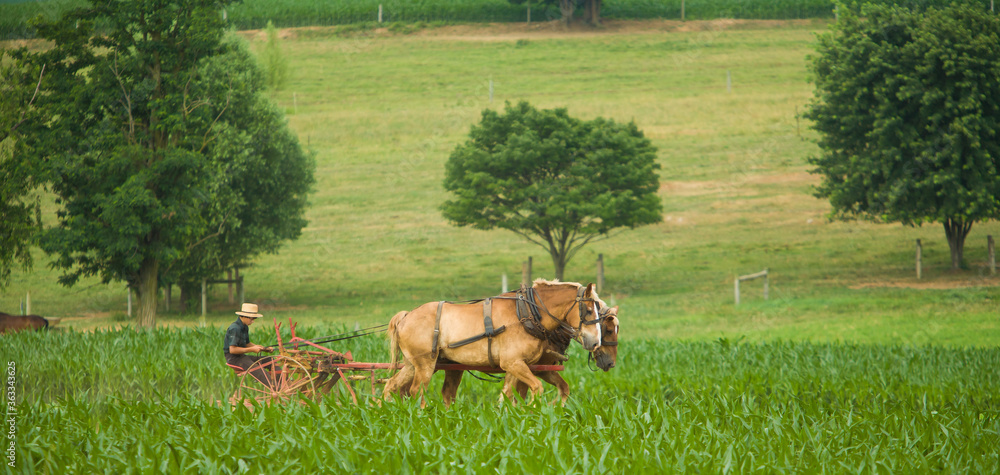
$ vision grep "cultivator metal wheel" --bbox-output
[235,355,317,405]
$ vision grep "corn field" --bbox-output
[4,327,999,472]
[4,0,997,40]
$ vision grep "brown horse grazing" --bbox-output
[442,305,619,406]
[383,280,604,405]
[0,313,49,335]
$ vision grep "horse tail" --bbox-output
[387,311,407,376]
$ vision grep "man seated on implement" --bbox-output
[224,303,274,384]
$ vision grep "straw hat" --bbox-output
[236,303,263,318]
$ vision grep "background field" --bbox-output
[3,20,999,347]
[3,17,1000,474]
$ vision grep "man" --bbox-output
[224,303,274,384]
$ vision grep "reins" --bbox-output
[264,323,389,349]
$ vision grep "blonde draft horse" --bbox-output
[442,305,619,406]
[383,280,603,406]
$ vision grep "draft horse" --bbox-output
[442,304,619,406]
[383,280,603,405]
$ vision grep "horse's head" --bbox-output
[530,279,603,351]
[592,306,618,371]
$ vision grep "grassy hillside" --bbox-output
[3,20,999,346]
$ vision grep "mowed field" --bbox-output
[3,20,1000,473]
[4,19,999,346]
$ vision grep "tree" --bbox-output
[26,0,313,327]
[260,21,289,92]
[806,4,1000,269]
[0,50,44,289]
[442,101,663,280]
[163,38,313,302]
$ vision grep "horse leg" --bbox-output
[514,372,567,405]
[501,373,520,406]
[500,360,544,404]
[441,370,463,407]
[383,363,415,401]
[537,372,570,406]
[408,361,436,408]
[515,379,529,401]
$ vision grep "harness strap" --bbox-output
[447,298,507,367]
[432,301,444,360]
[576,286,601,327]
[484,298,497,367]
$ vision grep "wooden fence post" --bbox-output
[681,0,685,21]
[596,254,605,294]
[127,287,132,317]
[763,270,769,300]
[201,278,207,318]
[916,239,922,280]
[227,269,234,304]
[164,284,171,312]
[237,268,245,305]
[989,235,996,276]
[735,269,769,305]
[25,290,30,316]
[522,257,532,287]
[502,273,508,293]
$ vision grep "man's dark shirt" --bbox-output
[224,318,250,355]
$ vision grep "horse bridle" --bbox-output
[597,305,617,347]
[587,306,619,370]
[572,286,603,339]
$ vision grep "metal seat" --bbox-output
[227,363,248,377]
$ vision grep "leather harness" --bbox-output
[441,298,507,367]
[430,285,602,368]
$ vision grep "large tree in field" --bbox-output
[442,101,663,280]
[807,4,1000,269]
[163,39,314,303]
[0,51,44,289]
[26,1,313,327]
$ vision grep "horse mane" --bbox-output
[531,279,607,308]
[532,278,580,288]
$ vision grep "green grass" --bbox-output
[2,21,1000,349]
[5,328,999,472]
